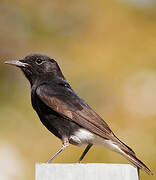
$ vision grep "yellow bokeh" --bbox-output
[0,1,156,179]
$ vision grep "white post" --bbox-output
[35,163,139,180]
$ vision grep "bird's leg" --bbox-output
[78,144,93,163]
[46,137,69,163]
[137,167,140,180]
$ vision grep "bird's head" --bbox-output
[5,53,64,85]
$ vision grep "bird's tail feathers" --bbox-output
[115,138,153,175]
[122,150,153,175]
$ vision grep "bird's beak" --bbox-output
[5,60,29,68]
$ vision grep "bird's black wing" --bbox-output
[36,84,153,175]
[36,83,115,140]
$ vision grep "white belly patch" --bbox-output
[70,129,94,146]
[70,128,123,154]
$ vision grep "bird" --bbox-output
[5,53,153,175]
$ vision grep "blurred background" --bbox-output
[0,0,156,179]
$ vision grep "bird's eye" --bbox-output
[36,59,43,65]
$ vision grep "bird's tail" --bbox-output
[121,149,153,175]
[114,137,153,175]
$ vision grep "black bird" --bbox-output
[5,54,152,175]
